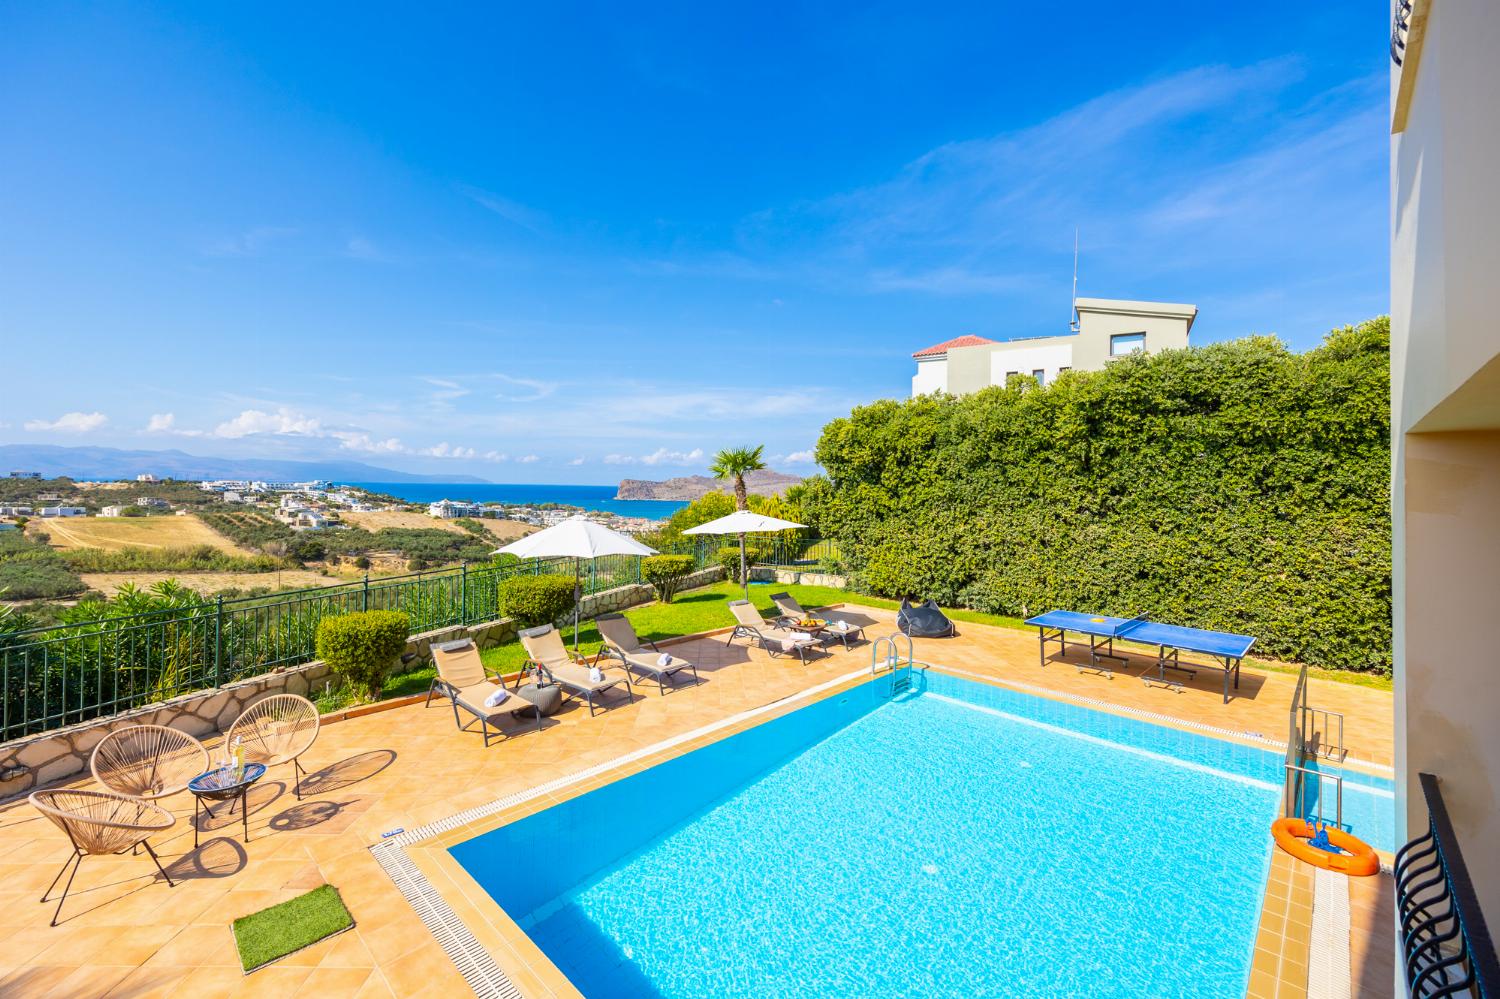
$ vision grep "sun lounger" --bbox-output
[518,624,634,715]
[593,614,701,695]
[727,599,826,665]
[428,639,541,746]
[767,592,867,649]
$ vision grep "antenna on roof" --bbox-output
[1069,227,1080,332]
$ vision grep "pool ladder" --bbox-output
[871,632,917,696]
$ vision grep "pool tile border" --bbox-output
[373,658,1347,999]
[1248,849,1316,998]
[924,662,1394,778]
[371,665,877,998]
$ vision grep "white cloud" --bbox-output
[460,186,548,233]
[783,450,816,464]
[516,454,540,464]
[145,413,176,432]
[642,447,704,466]
[606,447,704,466]
[568,457,585,466]
[422,442,477,459]
[25,411,108,433]
[491,373,557,403]
[212,408,323,438]
[203,225,299,257]
[333,432,406,454]
[483,450,509,462]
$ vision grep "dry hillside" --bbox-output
[30,515,256,554]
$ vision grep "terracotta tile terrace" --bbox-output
[0,605,1395,998]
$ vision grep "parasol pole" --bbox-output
[739,531,749,602]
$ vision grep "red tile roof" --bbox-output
[911,334,998,359]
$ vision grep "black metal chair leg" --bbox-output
[48,852,82,926]
[41,850,80,903]
[293,757,305,800]
[141,839,176,888]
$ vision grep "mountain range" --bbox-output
[615,469,804,501]
[0,444,491,484]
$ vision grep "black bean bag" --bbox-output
[896,597,957,638]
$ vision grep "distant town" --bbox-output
[2,470,662,536]
[0,471,671,616]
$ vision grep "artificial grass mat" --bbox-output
[232,884,354,972]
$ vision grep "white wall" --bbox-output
[911,357,949,395]
[1391,0,1500,921]
[988,343,1074,386]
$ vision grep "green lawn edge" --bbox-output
[473,580,1391,693]
[231,884,354,973]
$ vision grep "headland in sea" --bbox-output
[345,482,690,520]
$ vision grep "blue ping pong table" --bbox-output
[1023,610,1256,703]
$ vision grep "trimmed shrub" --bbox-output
[641,554,695,603]
[803,319,1393,673]
[498,573,577,628]
[715,545,762,585]
[315,610,409,701]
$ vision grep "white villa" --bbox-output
[911,297,1197,396]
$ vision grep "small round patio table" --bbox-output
[187,762,267,848]
[785,618,828,638]
[515,682,563,717]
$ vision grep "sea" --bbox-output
[344,482,689,520]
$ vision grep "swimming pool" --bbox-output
[448,672,1378,997]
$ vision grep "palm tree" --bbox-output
[710,446,766,511]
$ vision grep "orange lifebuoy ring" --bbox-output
[1271,817,1379,876]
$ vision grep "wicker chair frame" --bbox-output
[90,724,209,800]
[226,694,320,800]
[29,788,176,926]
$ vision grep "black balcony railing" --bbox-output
[1396,772,1499,997]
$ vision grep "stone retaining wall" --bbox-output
[761,567,850,589]
[0,566,728,802]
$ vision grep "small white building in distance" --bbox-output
[99,505,128,517]
[429,499,486,519]
[135,473,157,482]
[911,297,1197,397]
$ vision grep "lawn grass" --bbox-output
[231,884,353,972]
[312,663,438,714]
[478,580,858,673]
[475,579,1391,692]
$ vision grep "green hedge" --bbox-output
[803,319,1393,673]
[715,545,763,584]
[315,610,409,701]
[641,554,695,603]
[497,573,577,627]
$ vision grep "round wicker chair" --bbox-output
[227,694,320,800]
[29,788,176,925]
[90,724,209,800]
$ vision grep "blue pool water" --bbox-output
[450,674,1389,998]
[447,672,1392,990]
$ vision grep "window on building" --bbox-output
[1110,332,1147,356]
[1058,366,1071,375]
[1031,368,1045,384]
[1004,371,1020,386]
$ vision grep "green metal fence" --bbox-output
[0,536,828,742]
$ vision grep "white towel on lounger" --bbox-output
[589,665,604,683]
[657,653,672,667]
[484,687,509,707]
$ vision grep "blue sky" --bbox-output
[0,2,1388,483]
